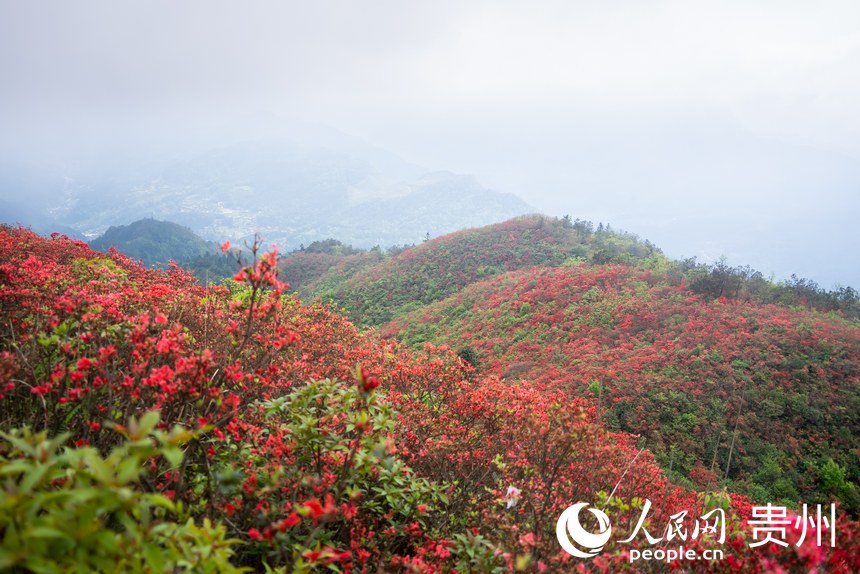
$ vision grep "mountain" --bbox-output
[282,214,664,325]
[282,215,860,517]
[90,218,216,267]
[88,218,237,281]
[0,125,532,250]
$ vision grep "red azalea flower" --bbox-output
[278,512,301,531]
[302,498,325,519]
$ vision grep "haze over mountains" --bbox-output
[2,115,858,291]
[0,122,531,251]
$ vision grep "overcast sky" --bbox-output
[1,1,859,287]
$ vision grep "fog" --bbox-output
[1,0,859,287]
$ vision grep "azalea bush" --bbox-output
[0,227,498,571]
[216,373,471,572]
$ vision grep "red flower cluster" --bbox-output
[357,365,381,393]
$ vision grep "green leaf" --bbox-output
[83,452,113,485]
[138,411,161,436]
[63,487,102,506]
[143,544,166,571]
[145,493,177,513]
[20,463,51,494]
[162,445,184,469]
[117,456,143,484]
[0,549,20,570]
[0,458,35,477]
[25,526,73,542]
[0,431,37,456]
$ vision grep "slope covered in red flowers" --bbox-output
[2,225,859,572]
[283,215,664,325]
[383,263,860,517]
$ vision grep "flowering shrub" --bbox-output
[0,227,493,571]
[219,374,464,571]
[385,264,860,517]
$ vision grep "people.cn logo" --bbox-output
[556,503,612,558]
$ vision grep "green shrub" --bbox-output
[0,412,246,574]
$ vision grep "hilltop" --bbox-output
[88,218,237,281]
[283,214,665,325]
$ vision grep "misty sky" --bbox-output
[1,1,859,287]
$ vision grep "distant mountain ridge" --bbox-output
[0,125,533,250]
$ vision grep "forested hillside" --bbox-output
[89,218,237,282]
[2,225,858,572]
[383,264,860,514]
[284,215,858,326]
[282,215,665,325]
[283,214,860,538]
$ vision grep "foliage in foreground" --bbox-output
[0,413,244,573]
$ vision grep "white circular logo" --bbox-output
[556,503,612,558]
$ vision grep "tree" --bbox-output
[457,346,480,369]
